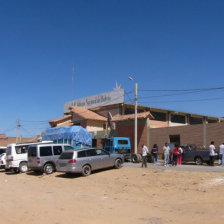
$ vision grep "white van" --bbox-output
[5,141,53,173]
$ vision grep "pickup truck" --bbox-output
[181,144,212,165]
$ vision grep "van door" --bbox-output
[39,146,53,166]
[28,146,38,168]
[14,145,28,166]
[95,148,113,169]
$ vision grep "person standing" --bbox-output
[177,146,183,165]
[163,142,170,167]
[219,142,224,166]
[209,141,216,166]
[172,144,179,166]
[141,143,149,168]
[151,144,159,165]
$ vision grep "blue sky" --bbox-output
[1,0,224,137]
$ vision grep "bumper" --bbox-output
[56,165,81,173]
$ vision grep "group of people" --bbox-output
[209,141,224,166]
[141,142,183,168]
[141,141,224,168]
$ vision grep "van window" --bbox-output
[64,145,74,151]
[86,149,97,157]
[53,146,62,155]
[28,147,37,157]
[78,151,86,158]
[40,146,53,157]
[15,146,28,154]
[6,147,12,156]
[96,149,108,156]
[0,148,6,154]
[117,140,128,145]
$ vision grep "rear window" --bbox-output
[64,146,74,151]
[59,152,74,160]
[53,146,62,155]
[28,146,37,157]
[78,150,86,158]
[15,145,28,154]
[40,146,53,157]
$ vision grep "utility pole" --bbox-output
[134,83,138,154]
[129,76,138,154]
[16,118,20,143]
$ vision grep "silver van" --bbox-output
[56,148,124,176]
[28,143,74,174]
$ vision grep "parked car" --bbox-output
[56,148,124,176]
[181,144,212,165]
[28,143,74,174]
[0,153,6,169]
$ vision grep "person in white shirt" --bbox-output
[209,141,216,166]
[163,142,170,166]
[141,143,149,168]
[219,143,224,166]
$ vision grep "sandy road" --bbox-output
[0,166,224,224]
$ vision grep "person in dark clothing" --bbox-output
[151,144,159,165]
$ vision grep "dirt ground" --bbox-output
[0,166,224,224]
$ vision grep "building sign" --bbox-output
[64,89,124,113]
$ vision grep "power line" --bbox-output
[138,97,224,104]
[139,86,224,92]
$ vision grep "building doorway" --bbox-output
[169,135,180,145]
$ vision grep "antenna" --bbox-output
[72,64,75,100]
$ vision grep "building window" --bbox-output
[189,117,202,125]
[207,119,217,123]
[171,114,186,124]
[150,111,166,122]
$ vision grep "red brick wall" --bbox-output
[116,119,148,154]
[150,122,224,152]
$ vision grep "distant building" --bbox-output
[0,133,38,147]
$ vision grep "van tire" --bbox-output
[44,163,54,175]
[114,158,122,169]
[82,165,91,176]
[195,157,203,165]
[19,162,28,173]
[131,154,141,163]
[13,168,19,173]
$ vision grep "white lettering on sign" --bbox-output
[64,89,124,113]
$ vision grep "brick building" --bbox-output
[49,101,223,153]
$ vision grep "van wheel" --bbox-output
[195,157,203,165]
[82,165,91,176]
[131,154,140,163]
[13,168,19,173]
[114,159,122,169]
[19,162,28,173]
[44,163,54,174]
